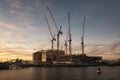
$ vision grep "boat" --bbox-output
[96,68,102,74]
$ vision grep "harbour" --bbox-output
[0,0,120,80]
[0,66,120,80]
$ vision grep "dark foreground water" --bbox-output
[0,66,120,80]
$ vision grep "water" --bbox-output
[0,66,120,80]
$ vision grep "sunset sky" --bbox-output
[0,0,120,61]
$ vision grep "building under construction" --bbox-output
[58,54,102,64]
[33,50,65,64]
[33,7,102,65]
[33,50,102,64]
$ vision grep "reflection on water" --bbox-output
[0,66,120,80]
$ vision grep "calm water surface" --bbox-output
[0,66,120,80]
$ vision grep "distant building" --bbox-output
[33,51,42,64]
[58,54,102,64]
[33,50,65,64]
[33,50,102,64]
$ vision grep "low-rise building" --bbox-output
[58,54,102,64]
[33,50,65,64]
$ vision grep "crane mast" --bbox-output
[57,26,62,51]
[81,17,85,54]
[64,27,69,55]
[64,40,68,55]
[68,13,72,55]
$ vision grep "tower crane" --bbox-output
[47,7,62,53]
[44,15,56,50]
[57,25,62,51]
[64,39,68,55]
[68,13,72,55]
[47,6,63,62]
[81,17,85,54]
[46,7,59,32]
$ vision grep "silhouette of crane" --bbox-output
[81,17,85,54]
[44,15,56,50]
[47,7,62,51]
[64,39,68,55]
[47,7,63,61]
[68,13,72,55]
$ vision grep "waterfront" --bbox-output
[0,66,120,80]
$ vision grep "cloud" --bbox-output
[0,22,18,30]
[72,42,120,57]
[0,40,34,58]
[86,42,120,56]
[5,0,36,29]
[33,42,50,51]
[71,42,120,60]
[110,42,120,50]
[0,47,34,58]
[6,0,22,9]
[0,40,52,61]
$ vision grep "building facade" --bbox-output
[33,50,65,64]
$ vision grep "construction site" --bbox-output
[33,7,102,66]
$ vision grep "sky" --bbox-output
[0,0,120,61]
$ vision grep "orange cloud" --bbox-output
[0,47,34,61]
[0,22,18,30]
